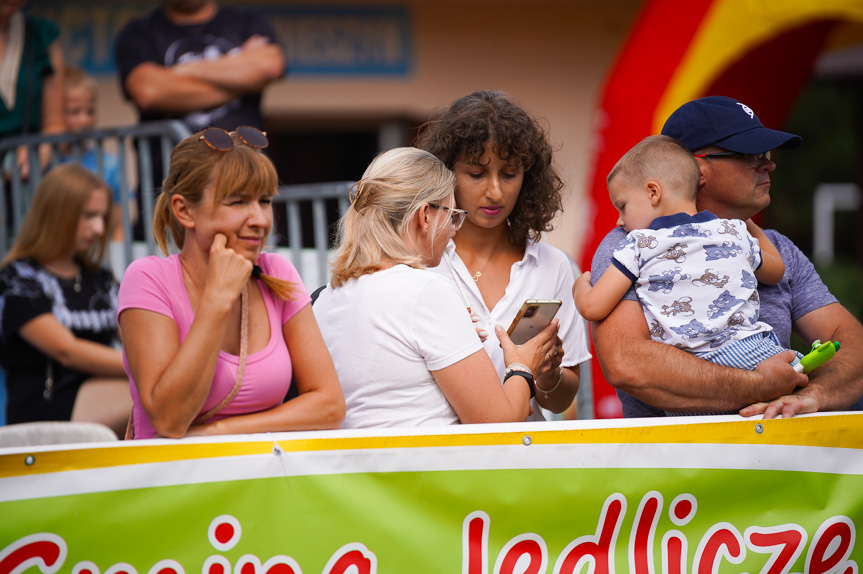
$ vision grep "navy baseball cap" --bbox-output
[661,96,802,153]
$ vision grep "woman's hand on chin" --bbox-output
[205,233,254,305]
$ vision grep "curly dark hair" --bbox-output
[416,89,564,247]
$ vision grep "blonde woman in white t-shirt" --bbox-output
[314,147,557,428]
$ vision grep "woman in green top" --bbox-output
[0,0,65,179]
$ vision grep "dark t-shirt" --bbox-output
[114,6,282,132]
[115,6,283,231]
[590,227,838,417]
[0,260,119,423]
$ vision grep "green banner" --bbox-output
[1,415,861,574]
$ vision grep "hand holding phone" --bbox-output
[507,300,562,345]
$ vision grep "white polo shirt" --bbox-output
[430,239,592,418]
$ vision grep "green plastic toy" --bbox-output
[793,340,840,374]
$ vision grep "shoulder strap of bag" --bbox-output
[125,283,250,439]
[194,283,250,424]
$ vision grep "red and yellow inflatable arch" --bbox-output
[581,0,863,418]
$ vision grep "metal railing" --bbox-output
[104,181,351,289]
[0,120,190,266]
[270,181,352,289]
[0,123,353,287]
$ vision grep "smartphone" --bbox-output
[506,300,562,344]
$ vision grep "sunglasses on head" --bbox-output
[199,126,269,151]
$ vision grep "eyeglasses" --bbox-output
[199,126,269,151]
[429,203,467,231]
[693,150,772,168]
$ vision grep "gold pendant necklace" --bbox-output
[466,245,498,283]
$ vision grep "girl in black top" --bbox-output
[0,164,130,436]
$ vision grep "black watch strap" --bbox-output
[504,370,536,399]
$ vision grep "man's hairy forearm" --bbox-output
[126,63,237,113]
[171,44,284,93]
[595,326,755,412]
[593,300,796,412]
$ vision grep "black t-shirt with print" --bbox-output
[0,259,118,423]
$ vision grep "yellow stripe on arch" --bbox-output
[653,0,863,132]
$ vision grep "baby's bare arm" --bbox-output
[573,266,633,321]
[747,219,785,284]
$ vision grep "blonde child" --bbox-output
[575,136,802,403]
[61,65,130,241]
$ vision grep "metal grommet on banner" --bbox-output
[522,435,532,446]
[25,455,35,466]
[755,423,764,434]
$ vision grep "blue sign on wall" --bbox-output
[27,2,412,77]
[276,7,412,76]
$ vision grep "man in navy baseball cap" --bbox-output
[588,95,863,421]
[658,95,801,221]
[661,95,801,153]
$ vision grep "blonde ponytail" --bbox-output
[252,265,299,301]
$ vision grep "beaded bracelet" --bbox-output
[505,362,533,377]
[537,368,563,399]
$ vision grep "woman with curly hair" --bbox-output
[417,90,591,419]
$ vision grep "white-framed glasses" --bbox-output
[429,203,467,230]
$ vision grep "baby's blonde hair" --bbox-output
[607,135,700,202]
